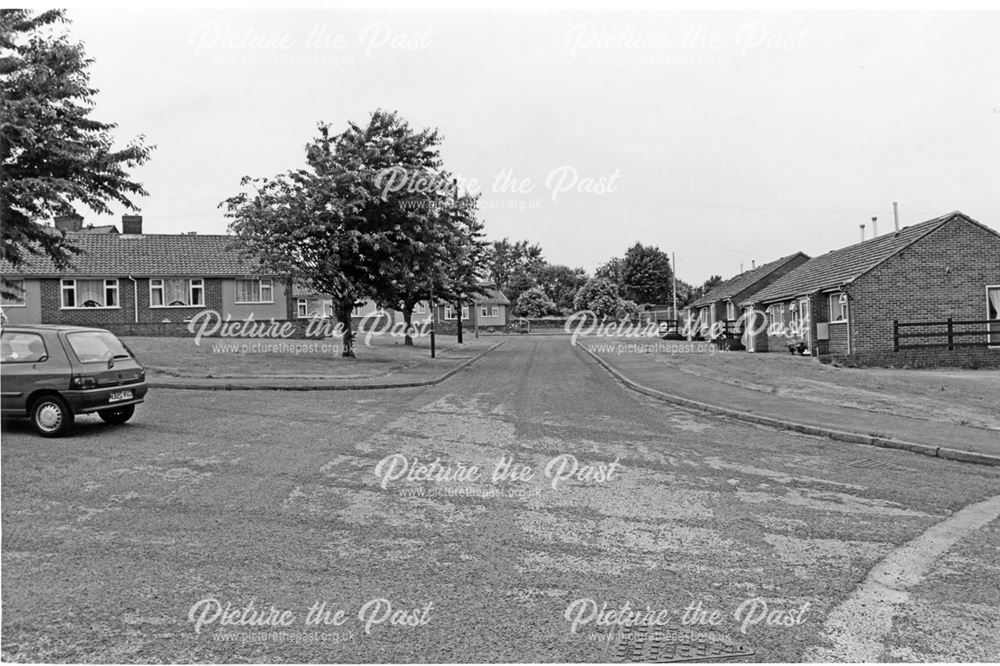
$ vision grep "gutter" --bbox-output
[128,275,139,323]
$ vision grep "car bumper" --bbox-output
[64,383,148,414]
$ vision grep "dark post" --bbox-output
[457,298,464,343]
[893,319,899,352]
[947,317,954,351]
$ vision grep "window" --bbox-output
[1,279,25,307]
[461,305,470,320]
[726,302,736,321]
[0,332,47,363]
[829,292,849,322]
[480,305,490,318]
[988,286,1000,346]
[297,299,308,318]
[150,278,204,307]
[443,305,455,320]
[413,302,427,315]
[66,330,132,363]
[770,305,785,328]
[352,303,367,317]
[61,279,118,308]
[491,305,499,318]
[235,278,273,304]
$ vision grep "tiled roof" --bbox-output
[691,252,809,308]
[477,286,510,306]
[741,211,980,305]
[80,225,119,234]
[1,232,271,277]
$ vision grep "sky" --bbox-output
[57,8,1000,285]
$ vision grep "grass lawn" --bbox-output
[124,333,476,380]
[592,336,1000,431]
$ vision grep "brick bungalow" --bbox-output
[740,211,1000,368]
[687,251,810,341]
[0,215,292,331]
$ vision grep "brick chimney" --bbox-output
[122,214,143,235]
[54,213,84,232]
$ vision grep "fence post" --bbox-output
[947,317,954,351]
[893,319,899,352]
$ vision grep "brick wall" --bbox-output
[40,278,133,326]
[847,216,1000,366]
[827,322,849,354]
[101,319,333,340]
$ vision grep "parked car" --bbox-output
[0,325,148,437]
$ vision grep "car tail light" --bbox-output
[71,375,98,389]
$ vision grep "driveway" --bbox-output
[3,336,998,662]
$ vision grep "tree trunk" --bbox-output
[335,299,356,358]
[402,304,415,346]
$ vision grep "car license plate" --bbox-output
[108,390,133,403]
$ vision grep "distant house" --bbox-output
[740,211,1000,367]
[434,285,510,332]
[687,252,810,337]
[0,215,291,328]
[292,284,510,333]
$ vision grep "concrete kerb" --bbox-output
[579,343,1000,467]
[149,341,505,391]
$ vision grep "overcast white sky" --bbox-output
[62,8,1000,284]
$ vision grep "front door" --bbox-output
[798,297,811,352]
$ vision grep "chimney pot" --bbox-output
[122,214,143,235]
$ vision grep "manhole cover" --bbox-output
[849,457,911,471]
[609,625,755,663]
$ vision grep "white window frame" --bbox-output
[726,301,736,321]
[150,278,205,308]
[461,305,470,320]
[413,302,427,315]
[770,305,785,328]
[443,305,455,320]
[297,298,309,318]
[828,292,849,323]
[352,303,367,317]
[479,305,490,318]
[988,285,1000,348]
[1,279,26,307]
[60,278,120,309]
[234,278,274,304]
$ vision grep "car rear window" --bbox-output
[0,332,48,363]
[65,331,133,363]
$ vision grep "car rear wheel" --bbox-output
[31,395,74,437]
[98,404,135,425]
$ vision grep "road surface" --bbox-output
[3,336,998,662]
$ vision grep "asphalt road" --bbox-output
[3,336,999,662]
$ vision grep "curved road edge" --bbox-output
[149,341,506,391]
[577,342,1000,467]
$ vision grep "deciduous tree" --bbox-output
[1,9,153,289]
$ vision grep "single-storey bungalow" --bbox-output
[739,211,1000,367]
[687,252,810,339]
[293,285,510,333]
[0,216,292,329]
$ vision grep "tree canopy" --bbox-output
[0,8,153,278]
[222,109,487,355]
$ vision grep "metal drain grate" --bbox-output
[849,457,911,471]
[609,625,755,663]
